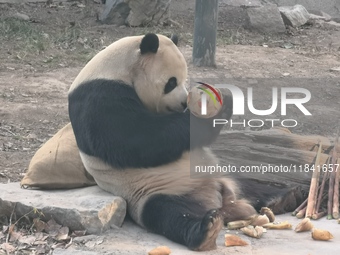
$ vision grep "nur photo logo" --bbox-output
[187,82,312,128]
[187,82,223,118]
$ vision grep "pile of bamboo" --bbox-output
[292,135,340,220]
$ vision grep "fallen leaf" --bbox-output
[33,218,46,232]
[56,226,69,241]
[19,235,36,245]
[9,230,22,242]
[1,243,15,253]
[36,244,49,254]
[34,232,49,242]
[2,226,9,233]
[45,219,61,236]
[71,230,86,237]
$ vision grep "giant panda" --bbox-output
[68,33,304,251]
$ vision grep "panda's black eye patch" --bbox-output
[164,77,177,94]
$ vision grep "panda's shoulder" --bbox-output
[69,79,135,99]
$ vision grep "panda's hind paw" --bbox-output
[194,209,223,251]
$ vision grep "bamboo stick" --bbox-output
[312,211,327,220]
[314,160,330,215]
[328,134,338,220]
[332,157,340,219]
[296,206,307,219]
[306,142,323,218]
[292,198,308,216]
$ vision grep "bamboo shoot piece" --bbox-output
[263,221,292,229]
[227,220,251,230]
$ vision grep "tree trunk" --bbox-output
[192,0,218,67]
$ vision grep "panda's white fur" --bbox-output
[68,33,303,251]
[69,34,188,114]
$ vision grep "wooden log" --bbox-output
[213,130,332,188]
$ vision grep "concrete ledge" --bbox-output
[0,183,126,234]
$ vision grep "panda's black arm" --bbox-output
[68,79,227,169]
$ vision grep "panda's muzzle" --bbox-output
[166,101,187,113]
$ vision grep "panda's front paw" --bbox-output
[218,94,233,120]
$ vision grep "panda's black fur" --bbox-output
[69,79,227,169]
[68,33,305,251]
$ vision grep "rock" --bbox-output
[323,20,340,29]
[12,12,30,21]
[315,20,340,29]
[309,13,327,22]
[126,0,171,27]
[246,5,286,33]
[270,0,340,19]
[279,5,310,27]
[330,67,340,72]
[0,183,126,234]
[98,0,130,25]
[54,248,99,255]
[332,17,340,23]
[99,0,171,26]
[309,10,332,22]
[220,0,262,7]
[73,235,98,244]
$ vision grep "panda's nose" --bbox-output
[181,101,187,109]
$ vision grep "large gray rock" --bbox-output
[246,5,286,33]
[220,0,262,7]
[126,0,171,26]
[99,0,171,26]
[279,5,310,27]
[269,0,340,18]
[0,183,126,234]
[98,0,130,26]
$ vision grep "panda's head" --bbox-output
[70,33,188,114]
[133,33,188,114]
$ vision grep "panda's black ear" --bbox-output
[140,33,159,54]
[170,34,178,46]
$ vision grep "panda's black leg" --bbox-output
[141,194,223,251]
[237,178,306,214]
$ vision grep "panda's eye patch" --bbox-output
[164,77,177,94]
